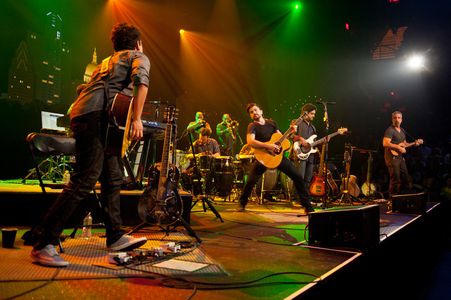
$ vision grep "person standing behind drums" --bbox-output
[185,128,220,195]
[187,111,211,139]
[216,113,236,156]
[292,103,317,192]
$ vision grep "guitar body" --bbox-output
[361,182,377,196]
[309,173,326,197]
[105,93,133,157]
[341,175,361,197]
[253,132,291,169]
[293,135,318,160]
[138,163,182,226]
[326,170,339,196]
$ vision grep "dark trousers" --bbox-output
[386,155,409,196]
[297,159,315,192]
[239,156,311,209]
[33,111,124,249]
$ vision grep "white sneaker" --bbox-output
[108,235,147,252]
[31,244,69,267]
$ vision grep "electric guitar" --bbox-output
[390,139,423,156]
[138,106,183,226]
[253,115,304,169]
[293,128,348,160]
[308,144,339,197]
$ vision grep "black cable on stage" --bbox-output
[219,216,308,231]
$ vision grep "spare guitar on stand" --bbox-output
[336,144,360,205]
[128,106,201,243]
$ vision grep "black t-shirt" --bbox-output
[384,126,406,157]
[247,119,279,142]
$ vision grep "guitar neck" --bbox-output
[311,131,341,147]
[276,115,304,144]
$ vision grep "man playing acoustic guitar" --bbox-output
[383,111,423,196]
[236,103,314,213]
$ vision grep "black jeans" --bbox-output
[33,111,124,249]
[239,156,311,209]
[297,159,315,192]
[386,155,409,196]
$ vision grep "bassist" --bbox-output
[237,103,313,214]
[292,103,317,191]
[383,111,423,196]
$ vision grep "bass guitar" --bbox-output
[309,144,339,197]
[390,139,423,156]
[138,106,183,226]
[253,115,304,169]
[293,127,348,160]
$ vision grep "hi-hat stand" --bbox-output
[186,130,223,222]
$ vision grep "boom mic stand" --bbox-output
[187,129,224,222]
[318,101,332,209]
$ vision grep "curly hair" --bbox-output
[110,23,141,51]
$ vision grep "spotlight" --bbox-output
[406,54,425,71]
[179,29,185,35]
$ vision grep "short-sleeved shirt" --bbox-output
[193,138,220,155]
[384,126,406,158]
[70,50,150,119]
[295,119,316,162]
[247,119,279,142]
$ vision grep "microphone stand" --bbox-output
[320,102,330,209]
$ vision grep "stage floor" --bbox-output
[0,180,442,299]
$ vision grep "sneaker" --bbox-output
[31,244,69,267]
[108,234,147,252]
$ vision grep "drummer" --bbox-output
[192,127,221,158]
[185,127,220,195]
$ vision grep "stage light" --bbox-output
[345,22,350,31]
[179,29,185,35]
[406,54,425,71]
[293,2,303,11]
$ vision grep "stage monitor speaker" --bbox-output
[308,204,380,251]
[391,192,426,214]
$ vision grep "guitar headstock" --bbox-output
[338,127,348,135]
[163,106,178,124]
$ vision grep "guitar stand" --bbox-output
[128,188,202,243]
[335,191,359,205]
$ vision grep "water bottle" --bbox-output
[63,170,70,185]
[81,212,92,238]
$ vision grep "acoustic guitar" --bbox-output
[390,139,423,156]
[340,149,360,197]
[253,115,304,169]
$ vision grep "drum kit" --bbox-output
[178,151,255,199]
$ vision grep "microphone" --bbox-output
[189,120,206,131]
[316,101,336,105]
